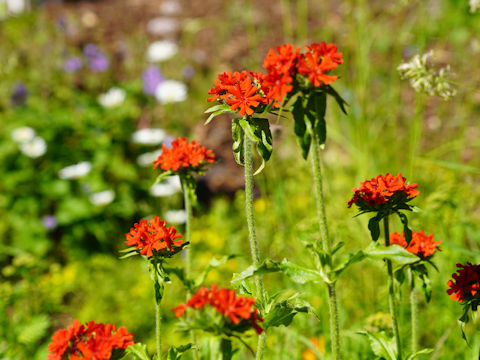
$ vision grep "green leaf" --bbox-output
[164,266,194,291]
[204,104,234,125]
[394,267,406,285]
[263,300,309,328]
[292,96,312,159]
[419,272,432,302]
[194,255,237,287]
[153,170,173,186]
[231,118,245,166]
[167,344,193,360]
[364,242,419,265]
[330,251,365,280]
[231,258,321,285]
[396,212,412,245]
[180,174,198,208]
[405,348,433,360]
[358,330,397,360]
[125,343,151,360]
[253,118,273,175]
[368,214,382,241]
[205,104,229,114]
[239,118,261,142]
[323,85,348,114]
[220,339,234,360]
[307,92,327,145]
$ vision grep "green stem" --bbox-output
[384,216,402,360]
[410,269,418,353]
[182,178,198,360]
[244,133,266,359]
[310,133,340,360]
[154,269,162,360]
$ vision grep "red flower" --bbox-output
[207,71,244,102]
[172,284,264,334]
[306,42,343,66]
[389,230,441,258]
[447,263,480,302]
[347,173,420,208]
[125,216,183,258]
[297,50,339,87]
[48,320,134,360]
[263,44,300,77]
[224,76,264,116]
[153,137,215,173]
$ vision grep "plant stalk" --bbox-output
[154,269,162,360]
[244,133,266,359]
[310,133,340,360]
[410,269,418,353]
[384,216,402,360]
[182,178,198,360]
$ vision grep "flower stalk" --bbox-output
[310,130,341,360]
[410,269,418,353]
[384,216,402,360]
[243,132,266,359]
[153,265,163,360]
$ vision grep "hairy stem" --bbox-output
[410,269,418,353]
[154,270,162,360]
[244,133,266,359]
[182,179,198,360]
[310,133,340,360]
[384,216,402,359]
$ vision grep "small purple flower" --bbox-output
[142,66,166,95]
[89,54,109,72]
[42,215,58,230]
[182,65,195,79]
[163,135,175,148]
[83,43,101,58]
[11,82,28,106]
[64,56,83,73]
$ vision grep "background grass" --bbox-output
[1,0,480,359]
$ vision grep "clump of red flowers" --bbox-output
[447,263,480,302]
[48,319,134,360]
[153,137,215,173]
[207,42,344,116]
[125,216,182,258]
[347,173,420,209]
[172,284,264,334]
[390,230,441,258]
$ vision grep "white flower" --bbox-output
[167,175,182,190]
[137,149,163,167]
[6,0,26,14]
[470,0,480,12]
[132,128,167,145]
[59,161,92,180]
[89,190,115,206]
[159,0,181,15]
[98,87,126,108]
[146,17,179,36]
[150,183,179,197]
[11,126,35,143]
[155,80,187,104]
[20,136,47,158]
[165,209,187,224]
[146,40,178,62]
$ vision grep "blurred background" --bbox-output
[0,0,479,359]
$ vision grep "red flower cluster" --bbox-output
[125,216,182,258]
[48,320,134,360]
[207,42,343,116]
[447,263,480,302]
[153,137,215,172]
[172,284,264,334]
[347,173,420,208]
[389,230,441,258]
[297,42,343,87]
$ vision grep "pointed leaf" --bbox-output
[292,96,312,159]
[153,170,173,185]
[330,251,365,280]
[364,242,419,265]
[323,85,348,114]
[397,212,412,245]
[406,348,433,360]
[368,215,382,241]
[125,343,151,360]
[231,118,245,165]
[358,330,397,360]
[167,344,193,360]
[263,300,308,328]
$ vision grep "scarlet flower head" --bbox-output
[390,230,441,259]
[172,284,264,334]
[153,137,215,173]
[207,71,275,116]
[447,263,480,303]
[125,216,183,258]
[297,42,343,87]
[348,173,419,211]
[48,320,134,360]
